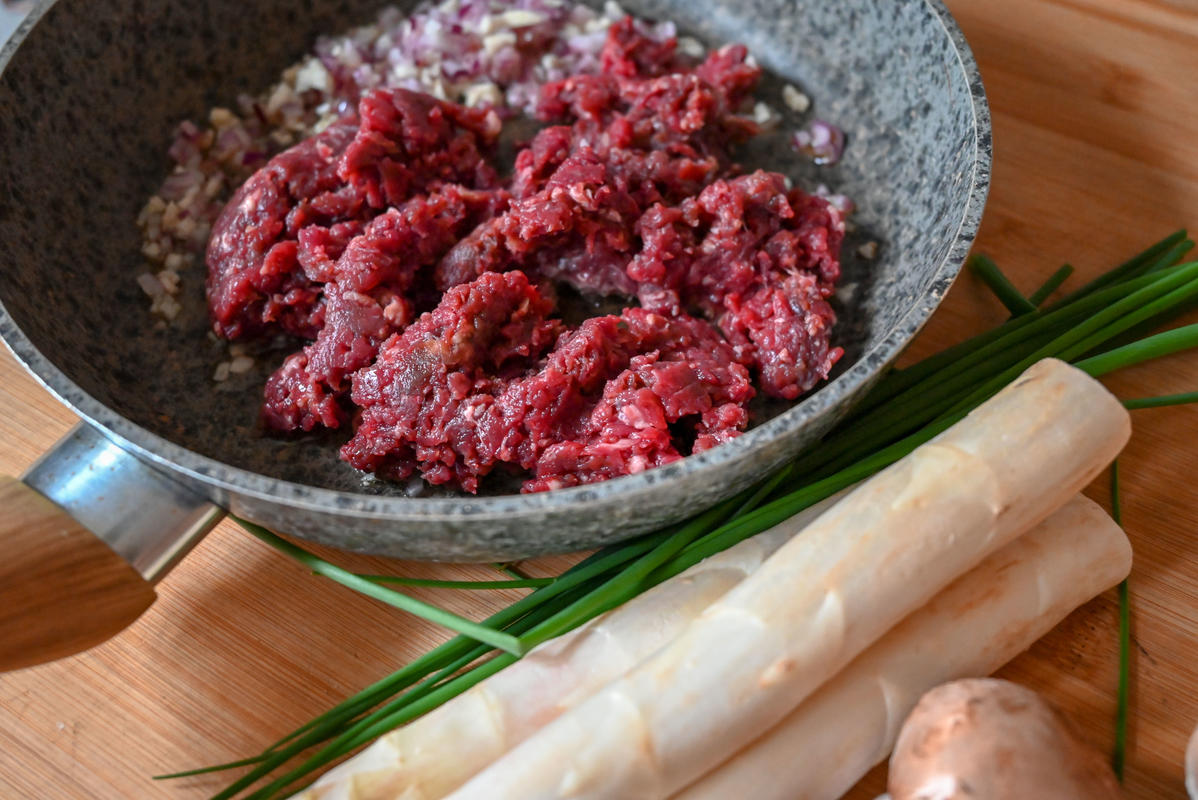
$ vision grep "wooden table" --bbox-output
[3,0,1198,797]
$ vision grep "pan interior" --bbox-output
[0,0,979,496]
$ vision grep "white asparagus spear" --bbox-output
[674,493,1131,800]
[446,359,1131,800]
[296,494,847,800]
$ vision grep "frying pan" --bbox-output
[0,0,990,670]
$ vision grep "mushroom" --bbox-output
[886,678,1122,800]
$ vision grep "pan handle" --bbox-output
[0,424,224,672]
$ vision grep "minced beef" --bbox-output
[341,271,752,493]
[207,19,844,493]
[207,90,502,340]
[261,186,507,432]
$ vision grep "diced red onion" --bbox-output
[791,120,846,165]
[212,124,254,160]
[167,136,200,167]
[177,120,201,140]
[159,168,205,202]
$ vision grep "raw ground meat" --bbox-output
[342,271,752,493]
[341,271,565,492]
[207,18,844,493]
[207,89,501,340]
[206,120,358,340]
[630,172,842,398]
[261,185,507,431]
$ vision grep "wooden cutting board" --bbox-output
[3,0,1198,797]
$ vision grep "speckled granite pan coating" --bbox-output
[0,0,989,559]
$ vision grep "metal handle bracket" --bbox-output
[22,423,224,583]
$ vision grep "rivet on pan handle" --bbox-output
[0,423,224,672]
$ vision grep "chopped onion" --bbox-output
[791,120,846,165]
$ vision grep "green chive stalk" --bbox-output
[1110,461,1130,781]
[237,520,527,656]
[970,254,1037,315]
[361,575,554,590]
[850,231,1189,419]
[1123,390,1198,410]
[1027,264,1074,307]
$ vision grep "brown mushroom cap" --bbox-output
[887,678,1122,800]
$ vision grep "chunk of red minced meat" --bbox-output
[510,25,761,206]
[519,309,754,493]
[437,44,762,296]
[435,151,642,294]
[206,88,501,339]
[511,105,726,206]
[630,171,844,398]
[693,43,761,111]
[262,186,507,432]
[341,271,563,491]
[600,15,684,78]
[429,31,766,301]
[343,273,753,493]
[339,88,501,210]
[534,34,761,167]
[206,120,358,339]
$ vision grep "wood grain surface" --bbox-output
[3,0,1198,797]
[0,478,156,673]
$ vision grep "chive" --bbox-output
[250,655,519,800]
[1027,264,1073,307]
[1110,462,1130,781]
[515,494,745,651]
[236,518,527,656]
[290,536,651,722]
[857,232,1188,421]
[263,581,606,795]
[360,574,554,590]
[208,578,594,800]
[1123,391,1198,410]
[191,531,669,781]
[154,755,269,780]
[944,266,1198,418]
[244,637,470,757]
[177,647,468,786]
[1142,238,1195,275]
[808,265,1198,481]
[1075,324,1198,377]
[970,254,1037,315]
[1113,577,1130,781]
[1046,229,1187,310]
[845,312,1039,419]
[205,529,687,791]
[1093,239,1198,352]
[217,497,749,798]
[848,235,1188,421]
[216,653,498,800]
